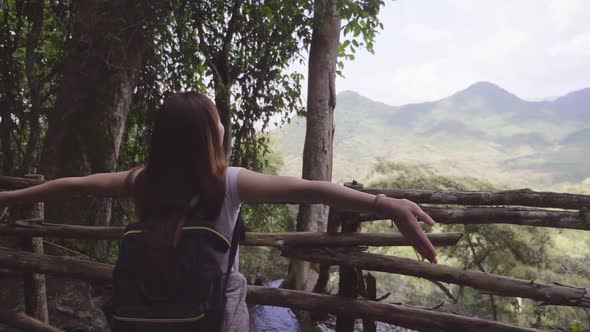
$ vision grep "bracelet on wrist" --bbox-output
[372,193,386,213]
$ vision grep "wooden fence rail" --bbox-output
[2,237,588,311]
[0,220,463,247]
[360,206,590,230]
[360,188,590,210]
[3,174,590,332]
[282,247,590,308]
[0,309,63,332]
[0,248,112,283]
[3,176,590,209]
[247,286,541,332]
[0,248,541,332]
[0,176,45,189]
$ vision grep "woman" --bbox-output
[0,91,437,331]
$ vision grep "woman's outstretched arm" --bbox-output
[0,171,132,218]
[237,168,438,263]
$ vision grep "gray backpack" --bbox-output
[103,196,244,332]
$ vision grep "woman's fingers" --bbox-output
[409,206,438,261]
[399,225,432,261]
[396,217,437,264]
[410,229,437,264]
[403,229,436,264]
[411,205,436,226]
[388,199,438,264]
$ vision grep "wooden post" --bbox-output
[313,208,341,295]
[311,209,341,321]
[20,174,48,323]
[363,273,377,332]
[335,181,363,332]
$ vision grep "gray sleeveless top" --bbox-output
[214,166,243,272]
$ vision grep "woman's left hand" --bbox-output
[376,197,438,264]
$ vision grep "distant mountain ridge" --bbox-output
[273,82,590,191]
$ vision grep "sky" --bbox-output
[323,0,590,106]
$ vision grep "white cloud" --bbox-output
[548,1,584,31]
[466,29,528,66]
[402,24,450,43]
[333,0,590,105]
[388,63,463,104]
[547,32,590,57]
[446,0,477,10]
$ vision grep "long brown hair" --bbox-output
[127,91,227,280]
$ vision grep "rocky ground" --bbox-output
[0,272,110,331]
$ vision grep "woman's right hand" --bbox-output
[376,197,438,264]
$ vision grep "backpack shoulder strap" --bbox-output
[224,210,245,282]
[225,211,245,275]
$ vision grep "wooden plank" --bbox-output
[0,221,463,247]
[359,188,590,210]
[282,248,590,308]
[246,286,540,332]
[360,206,590,230]
[0,176,44,190]
[0,249,112,283]
[0,309,63,332]
[3,175,588,210]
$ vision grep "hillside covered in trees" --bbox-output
[275,82,590,193]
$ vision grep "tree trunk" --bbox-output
[0,0,25,175]
[39,0,150,258]
[213,72,233,158]
[0,94,15,175]
[283,0,340,291]
[21,0,44,175]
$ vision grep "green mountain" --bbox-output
[273,82,590,191]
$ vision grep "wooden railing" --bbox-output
[0,175,588,332]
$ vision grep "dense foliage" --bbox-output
[0,0,69,175]
[1,0,385,254]
[362,159,590,330]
